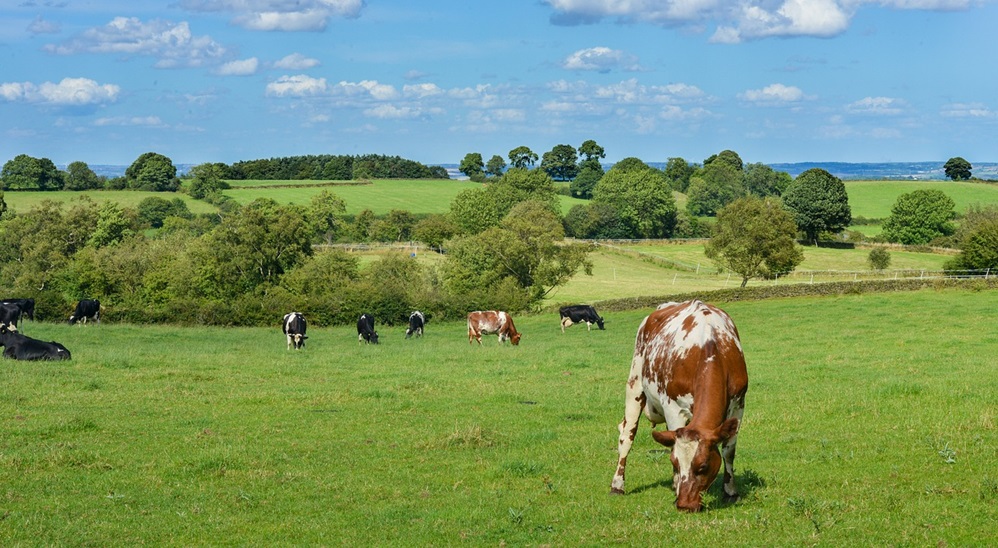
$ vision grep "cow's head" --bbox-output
[510,332,521,345]
[370,331,380,344]
[293,334,307,349]
[0,323,15,335]
[596,316,606,330]
[651,418,739,512]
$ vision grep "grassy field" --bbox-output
[1,289,995,544]
[845,180,998,219]
[1,190,218,215]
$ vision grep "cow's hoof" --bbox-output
[723,493,739,504]
[609,488,625,495]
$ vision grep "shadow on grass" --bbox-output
[626,467,766,510]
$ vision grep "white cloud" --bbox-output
[403,83,443,98]
[94,116,164,127]
[44,17,226,68]
[940,102,997,118]
[216,57,259,76]
[265,74,328,97]
[363,105,444,119]
[739,83,807,103]
[562,47,641,72]
[177,0,365,31]
[27,16,61,35]
[846,96,905,114]
[334,80,399,100]
[0,77,120,105]
[273,53,320,70]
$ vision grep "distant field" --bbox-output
[222,179,589,215]
[1,190,218,215]
[845,180,998,219]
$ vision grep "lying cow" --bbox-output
[68,299,101,325]
[357,313,379,344]
[559,304,605,332]
[405,311,425,339]
[610,300,747,512]
[467,310,521,346]
[0,324,71,361]
[282,312,308,350]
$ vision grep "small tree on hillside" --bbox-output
[508,146,538,169]
[126,152,180,192]
[459,152,485,181]
[868,247,891,270]
[782,168,851,244]
[540,144,579,181]
[485,155,506,178]
[944,157,972,180]
[705,196,803,287]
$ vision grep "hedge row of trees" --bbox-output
[228,154,448,180]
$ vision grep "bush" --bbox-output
[868,247,891,270]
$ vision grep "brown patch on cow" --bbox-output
[627,375,638,389]
[681,314,697,336]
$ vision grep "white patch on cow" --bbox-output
[673,437,699,485]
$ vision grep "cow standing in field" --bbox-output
[0,324,71,361]
[559,305,605,332]
[68,299,101,325]
[282,312,308,350]
[2,298,35,322]
[405,311,425,339]
[0,303,23,331]
[357,313,379,344]
[467,311,521,346]
[610,300,748,513]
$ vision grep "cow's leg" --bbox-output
[287,334,292,350]
[561,317,571,333]
[721,404,745,502]
[611,355,646,494]
[586,321,592,332]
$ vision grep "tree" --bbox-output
[868,247,891,270]
[187,163,231,199]
[306,190,347,245]
[137,196,192,228]
[781,168,851,243]
[945,219,998,271]
[743,162,791,197]
[944,157,972,180]
[126,152,180,191]
[64,161,102,191]
[609,157,651,173]
[704,196,803,287]
[412,214,458,251]
[89,202,132,248]
[569,163,603,199]
[449,167,558,234]
[351,209,376,242]
[592,164,677,238]
[485,155,507,178]
[382,209,416,242]
[663,157,695,192]
[1,154,64,190]
[508,146,538,169]
[563,202,627,239]
[704,150,743,172]
[540,144,579,181]
[880,189,956,245]
[578,139,605,164]
[686,162,746,217]
[459,152,485,181]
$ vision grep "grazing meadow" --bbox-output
[1,288,995,545]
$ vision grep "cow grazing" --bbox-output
[405,311,425,339]
[282,312,308,350]
[0,303,23,330]
[610,300,748,513]
[2,298,35,321]
[559,304,605,332]
[467,310,521,346]
[68,299,101,325]
[357,313,379,344]
[0,324,71,361]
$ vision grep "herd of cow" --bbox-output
[4,296,747,512]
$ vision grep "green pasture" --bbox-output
[1,190,217,215]
[845,180,998,219]
[1,289,994,544]
[221,179,589,216]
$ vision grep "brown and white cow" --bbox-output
[467,310,521,346]
[610,300,748,512]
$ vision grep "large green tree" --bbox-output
[743,162,791,197]
[569,163,603,199]
[705,196,804,287]
[945,219,998,271]
[540,144,579,181]
[449,167,558,234]
[592,163,677,238]
[1,154,64,190]
[943,157,972,180]
[187,163,231,199]
[703,150,744,172]
[508,146,539,169]
[126,152,180,192]
[686,161,746,217]
[781,168,851,243]
[459,152,485,180]
[880,189,956,245]
[485,155,507,178]
[663,157,695,192]
[306,190,347,245]
[64,161,102,190]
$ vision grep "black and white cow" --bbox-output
[357,313,379,344]
[282,312,308,350]
[68,299,101,325]
[559,304,605,332]
[405,311,425,339]
[1,298,35,321]
[0,324,71,361]
[0,303,23,330]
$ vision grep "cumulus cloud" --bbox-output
[43,17,226,68]
[216,57,259,76]
[0,77,120,106]
[739,83,808,103]
[265,74,328,97]
[403,83,443,98]
[333,80,399,101]
[562,47,641,72]
[846,96,905,114]
[176,0,365,31]
[273,53,320,70]
[545,0,978,42]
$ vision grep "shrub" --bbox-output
[868,247,891,270]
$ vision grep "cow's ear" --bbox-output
[714,418,740,443]
[651,429,677,447]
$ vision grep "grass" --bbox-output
[845,180,998,219]
[1,288,995,544]
[1,190,217,215]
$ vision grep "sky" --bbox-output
[2,0,997,168]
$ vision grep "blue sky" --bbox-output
[2,0,996,167]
